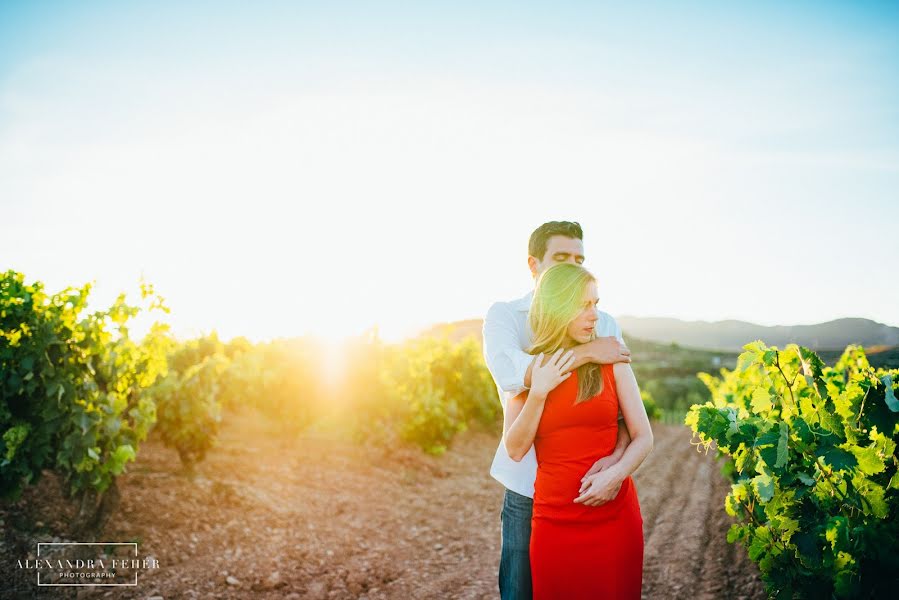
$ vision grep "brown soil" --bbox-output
[1,414,767,599]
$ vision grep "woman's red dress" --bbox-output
[530,363,644,599]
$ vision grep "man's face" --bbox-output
[530,235,585,278]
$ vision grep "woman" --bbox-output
[503,262,653,600]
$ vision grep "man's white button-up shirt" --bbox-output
[482,288,624,498]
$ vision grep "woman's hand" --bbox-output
[503,350,572,462]
[529,349,576,397]
[574,469,624,507]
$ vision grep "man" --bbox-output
[482,220,633,600]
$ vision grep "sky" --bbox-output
[2,1,898,343]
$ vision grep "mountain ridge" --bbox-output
[415,316,899,353]
[616,316,899,351]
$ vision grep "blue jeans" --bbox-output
[499,488,533,600]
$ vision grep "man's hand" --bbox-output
[574,469,624,507]
[592,336,631,364]
[581,452,622,481]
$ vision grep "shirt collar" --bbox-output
[514,289,534,311]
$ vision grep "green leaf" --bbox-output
[748,526,771,560]
[756,429,781,468]
[751,387,773,414]
[743,340,767,354]
[791,417,813,445]
[866,380,899,436]
[797,472,816,486]
[756,429,780,447]
[2,424,30,462]
[108,444,136,475]
[757,553,775,574]
[748,536,766,561]
[850,444,885,476]
[817,446,857,472]
[793,530,822,564]
[752,472,776,502]
[854,478,888,518]
[882,374,898,412]
[735,421,759,445]
[697,406,730,443]
[832,389,855,420]
[774,515,799,543]
[825,516,848,548]
[775,422,789,468]
[799,346,825,373]
[726,409,740,439]
[738,341,765,371]
[727,523,745,543]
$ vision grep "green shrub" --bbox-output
[687,342,899,598]
[1,270,170,537]
[150,353,229,472]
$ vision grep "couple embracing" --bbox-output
[482,221,654,600]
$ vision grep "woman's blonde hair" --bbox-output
[527,263,603,404]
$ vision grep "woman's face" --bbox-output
[565,279,599,345]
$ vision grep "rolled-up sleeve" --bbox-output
[483,303,533,397]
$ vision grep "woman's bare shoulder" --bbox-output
[612,361,635,380]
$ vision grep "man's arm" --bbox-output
[612,421,631,455]
[564,335,630,369]
[582,386,632,474]
[482,303,537,396]
[516,330,632,390]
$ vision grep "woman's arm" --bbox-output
[503,389,548,462]
[574,362,654,506]
[504,349,575,461]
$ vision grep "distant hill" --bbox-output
[416,316,899,353]
[616,317,899,352]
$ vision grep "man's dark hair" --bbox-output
[528,221,584,261]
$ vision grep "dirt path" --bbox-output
[1,414,767,599]
[633,425,766,600]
